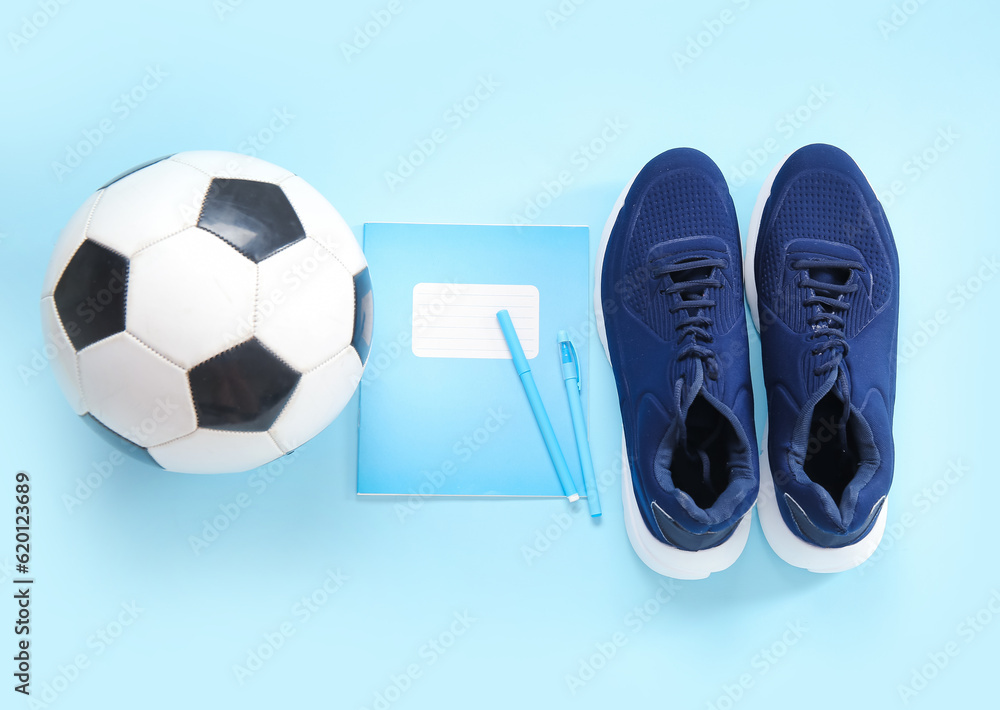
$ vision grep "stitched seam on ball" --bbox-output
[198,224,258,262]
[149,425,199,450]
[179,363,199,433]
[187,373,199,429]
[254,339,300,380]
[114,335,196,443]
[267,345,353,450]
[49,190,106,299]
[261,235,307,262]
[266,378,303,448]
[129,225,196,259]
[44,296,88,415]
[124,331,187,371]
[266,429,287,454]
[251,263,261,334]
[87,412,148,449]
[168,155,214,178]
[147,427,281,458]
[308,235,350,275]
[304,343,353,376]
[82,189,105,237]
[195,339,256,365]
[278,180,354,275]
[171,153,286,185]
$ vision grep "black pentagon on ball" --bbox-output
[352,267,373,366]
[54,239,128,351]
[188,338,301,432]
[197,178,305,263]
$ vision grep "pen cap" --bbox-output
[496,309,531,374]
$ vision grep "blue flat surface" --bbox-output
[1,1,997,708]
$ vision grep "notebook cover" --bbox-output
[357,223,591,497]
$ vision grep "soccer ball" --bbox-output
[40,151,373,473]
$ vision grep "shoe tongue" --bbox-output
[809,266,851,286]
[674,262,712,284]
[786,239,863,288]
[648,235,729,264]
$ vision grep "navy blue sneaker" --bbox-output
[745,144,899,572]
[596,149,759,579]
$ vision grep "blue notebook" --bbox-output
[357,223,591,496]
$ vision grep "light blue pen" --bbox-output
[558,331,601,517]
[496,310,579,502]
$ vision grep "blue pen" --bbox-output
[496,310,579,502]
[558,331,601,517]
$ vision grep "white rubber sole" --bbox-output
[594,173,636,363]
[744,153,888,573]
[595,171,751,580]
[620,435,752,579]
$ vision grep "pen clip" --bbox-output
[570,340,580,389]
[559,332,583,392]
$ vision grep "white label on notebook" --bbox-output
[412,283,539,359]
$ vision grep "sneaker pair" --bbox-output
[596,145,898,578]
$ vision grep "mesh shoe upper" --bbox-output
[601,148,758,550]
[754,144,899,547]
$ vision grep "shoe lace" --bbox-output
[651,255,727,381]
[792,256,865,448]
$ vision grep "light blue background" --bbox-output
[1,1,997,708]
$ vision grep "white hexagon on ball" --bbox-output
[126,226,257,370]
[87,158,213,258]
[255,238,355,373]
[77,332,198,448]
